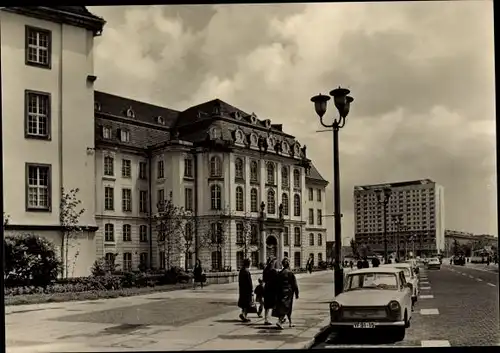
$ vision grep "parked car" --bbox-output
[382,263,419,308]
[426,257,441,270]
[405,259,419,275]
[329,267,413,341]
[453,255,466,266]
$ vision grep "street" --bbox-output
[313,262,499,348]
[6,271,335,352]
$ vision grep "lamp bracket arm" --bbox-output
[319,116,334,129]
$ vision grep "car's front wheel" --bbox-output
[392,327,406,341]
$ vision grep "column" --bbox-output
[261,229,267,264]
[278,230,284,264]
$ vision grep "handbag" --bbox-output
[247,294,258,314]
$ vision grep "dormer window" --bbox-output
[282,141,289,154]
[250,113,257,124]
[126,107,135,118]
[294,143,301,157]
[234,129,244,143]
[210,127,222,140]
[250,133,258,146]
[102,126,111,139]
[94,102,101,112]
[120,129,130,142]
[156,116,165,125]
[264,119,271,128]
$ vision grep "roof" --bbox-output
[381,263,412,269]
[53,6,104,21]
[354,179,435,191]
[348,267,403,275]
[306,163,328,184]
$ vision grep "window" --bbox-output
[308,188,313,201]
[184,158,193,178]
[122,224,131,241]
[120,130,130,142]
[250,224,259,245]
[317,189,322,202]
[157,189,165,207]
[104,187,114,210]
[122,189,132,212]
[283,227,289,246]
[294,252,301,268]
[211,222,223,244]
[251,251,259,267]
[211,184,222,210]
[140,252,148,267]
[294,227,301,246]
[282,193,289,216]
[317,209,323,225]
[25,91,50,138]
[236,251,245,269]
[140,225,148,242]
[250,161,259,182]
[267,163,275,184]
[210,156,222,177]
[105,253,115,269]
[138,190,148,213]
[318,233,323,246]
[281,167,289,187]
[26,164,51,210]
[25,26,51,68]
[236,186,244,211]
[318,253,323,263]
[185,188,193,211]
[105,223,114,242]
[139,162,147,179]
[104,156,114,176]
[121,159,131,178]
[235,158,244,179]
[123,253,132,271]
[309,209,314,224]
[250,188,258,212]
[293,169,301,188]
[294,194,301,216]
[267,189,276,214]
[236,223,244,244]
[309,233,315,246]
[211,251,222,270]
[157,160,164,179]
[103,126,111,139]
[159,251,166,269]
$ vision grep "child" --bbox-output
[254,278,265,318]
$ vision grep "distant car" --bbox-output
[405,259,419,275]
[453,256,466,266]
[382,263,419,307]
[329,267,413,341]
[427,258,441,270]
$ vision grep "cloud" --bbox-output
[88,1,496,241]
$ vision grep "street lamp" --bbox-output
[375,188,392,263]
[310,87,354,296]
[391,214,405,262]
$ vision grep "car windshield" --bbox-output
[394,267,412,278]
[429,258,439,263]
[346,273,398,291]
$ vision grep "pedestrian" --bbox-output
[193,258,204,289]
[274,257,299,329]
[486,256,490,266]
[262,257,279,325]
[356,258,363,270]
[306,256,313,274]
[372,257,380,268]
[238,258,253,322]
[349,260,354,269]
[362,257,369,268]
[254,278,265,318]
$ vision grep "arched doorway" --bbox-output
[266,235,278,259]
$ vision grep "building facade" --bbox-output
[353,179,445,257]
[2,7,328,275]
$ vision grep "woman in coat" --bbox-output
[193,259,204,289]
[238,258,253,322]
[262,257,279,325]
[274,258,299,329]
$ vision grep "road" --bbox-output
[313,262,499,348]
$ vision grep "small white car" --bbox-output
[427,257,441,270]
[382,263,419,307]
[329,267,413,341]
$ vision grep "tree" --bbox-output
[235,213,260,261]
[350,238,359,258]
[452,238,461,256]
[178,211,209,271]
[155,192,184,270]
[202,207,233,271]
[60,188,85,278]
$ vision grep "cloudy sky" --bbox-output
[89,1,496,241]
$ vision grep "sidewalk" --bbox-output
[6,270,336,352]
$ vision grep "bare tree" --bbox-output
[155,192,183,270]
[235,213,260,261]
[178,211,210,271]
[60,188,85,278]
[202,207,233,271]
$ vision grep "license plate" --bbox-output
[353,322,376,329]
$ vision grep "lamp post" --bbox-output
[310,87,354,296]
[391,214,405,262]
[376,188,392,263]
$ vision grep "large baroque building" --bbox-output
[353,179,445,257]
[1,7,329,276]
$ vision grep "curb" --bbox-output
[301,316,332,349]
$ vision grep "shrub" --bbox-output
[4,233,61,288]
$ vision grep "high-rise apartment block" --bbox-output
[353,179,445,256]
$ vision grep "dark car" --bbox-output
[453,256,465,266]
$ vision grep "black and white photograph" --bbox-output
[1,1,498,352]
